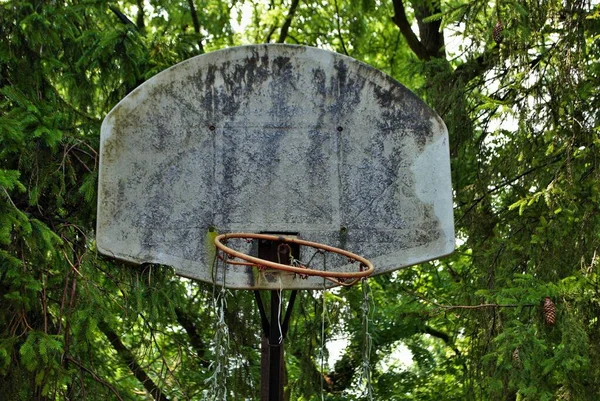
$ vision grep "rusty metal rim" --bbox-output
[214,232,374,280]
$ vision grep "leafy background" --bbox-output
[1,0,600,400]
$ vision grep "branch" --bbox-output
[413,0,445,58]
[401,286,535,311]
[174,308,210,368]
[451,49,500,90]
[265,25,278,43]
[98,321,170,401]
[456,154,564,224]
[66,357,126,401]
[136,0,145,31]
[327,348,359,392]
[334,0,348,55]
[440,303,535,310]
[187,0,205,53]
[140,312,192,401]
[450,34,556,108]
[1,187,19,210]
[109,6,136,27]
[277,0,301,43]
[423,325,462,357]
[391,0,431,60]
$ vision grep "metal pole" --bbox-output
[255,289,298,401]
[269,290,282,401]
[255,291,270,401]
[255,236,299,400]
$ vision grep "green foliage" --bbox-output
[1,0,600,399]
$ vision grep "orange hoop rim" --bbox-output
[214,233,374,284]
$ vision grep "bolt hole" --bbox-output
[209,125,216,131]
[337,126,343,132]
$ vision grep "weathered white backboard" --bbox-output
[97,44,454,289]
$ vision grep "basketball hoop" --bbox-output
[214,233,374,286]
[97,44,454,401]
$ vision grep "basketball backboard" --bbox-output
[97,44,454,289]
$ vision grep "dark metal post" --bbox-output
[255,235,300,401]
[256,290,270,401]
[269,290,283,401]
[255,289,297,401]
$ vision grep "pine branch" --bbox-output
[456,153,564,224]
[174,308,210,368]
[66,357,126,401]
[1,187,19,210]
[98,321,170,401]
[440,303,535,310]
[140,313,192,401]
[403,287,535,311]
[451,32,557,103]
[452,51,497,86]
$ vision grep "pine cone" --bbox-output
[493,20,504,44]
[512,347,521,366]
[543,297,556,325]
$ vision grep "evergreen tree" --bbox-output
[1,0,599,400]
